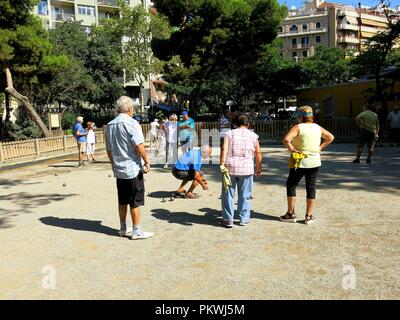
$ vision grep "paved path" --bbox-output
[0,144,399,299]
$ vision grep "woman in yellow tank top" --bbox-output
[281,106,335,225]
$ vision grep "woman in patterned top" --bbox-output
[220,113,263,228]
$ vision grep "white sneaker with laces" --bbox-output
[132,231,154,240]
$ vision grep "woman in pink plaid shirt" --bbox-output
[220,113,263,228]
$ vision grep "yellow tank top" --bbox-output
[292,123,321,168]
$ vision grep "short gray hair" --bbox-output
[116,96,135,114]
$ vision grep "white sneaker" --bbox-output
[131,231,154,240]
[118,226,132,237]
[163,164,169,169]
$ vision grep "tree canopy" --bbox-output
[152,0,287,111]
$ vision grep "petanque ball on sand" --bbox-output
[108,174,112,177]
[55,173,58,176]
[67,169,71,173]
[161,198,166,203]
[169,197,174,201]
[62,183,67,187]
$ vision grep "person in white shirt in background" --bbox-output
[149,118,160,152]
[387,106,400,147]
[219,108,231,148]
[163,114,178,168]
[86,121,97,162]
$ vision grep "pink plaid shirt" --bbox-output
[225,128,259,176]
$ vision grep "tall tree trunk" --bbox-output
[4,67,51,137]
[139,82,145,114]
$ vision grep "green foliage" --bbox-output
[152,0,287,111]
[300,46,354,88]
[61,111,77,130]
[155,111,165,121]
[6,107,43,141]
[352,19,400,109]
[105,2,171,108]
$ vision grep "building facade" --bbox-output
[33,0,156,111]
[278,0,398,61]
[33,0,151,32]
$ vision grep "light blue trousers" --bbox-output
[221,175,253,224]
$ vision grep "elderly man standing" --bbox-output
[220,113,262,228]
[106,96,153,240]
[73,116,87,167]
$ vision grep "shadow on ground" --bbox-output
[39,217,118,237]
[0,179,43,190]
[0,192,78,211]
[197,145,400,194]
[151,207,280,227]
[0,192,78,229]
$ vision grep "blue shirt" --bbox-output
[73,122,86,143]
[174,149,202,172]
[106,114,145,179]
[179,117,195,141]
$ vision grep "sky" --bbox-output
[277,0,400,10]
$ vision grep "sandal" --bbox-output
[305,215,315,225]
[185,192,200,199]
[279,212,297,223]
[174,190,186,196]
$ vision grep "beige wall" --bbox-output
[278,12,329,60]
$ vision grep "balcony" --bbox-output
[278,27,327,37]
[337,36,360,44]
[52,12,75,22]
[97,0,131,7]
[338,23,359,31]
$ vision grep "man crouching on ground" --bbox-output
[106,96,153,240]
[172,145,211,199]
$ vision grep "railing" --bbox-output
[52,12,75,21]
[0,119,358,166]
[0,129,104,165]
[278,27,327,36]
[97,0,119,6]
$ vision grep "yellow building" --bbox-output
[296,79,400,117]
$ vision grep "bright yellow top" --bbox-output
[292,123,321,168]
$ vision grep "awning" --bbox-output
[361,31,375,38]
[157,104,176,112]
[360,18,387,28]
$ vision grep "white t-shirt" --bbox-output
[150,121,159,135]
[164,121,178,143]
[86,129,96,144]
[388,111,400,129]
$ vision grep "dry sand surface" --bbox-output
[0,144,399,299]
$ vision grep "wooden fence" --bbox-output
[0,129,104,165]
[0,119,357,166]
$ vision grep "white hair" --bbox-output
[76,116,83,123]
[116,96,135,114]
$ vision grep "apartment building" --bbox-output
[33,0,151,32]
[278,0,397,61]
[33,0,156,110]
